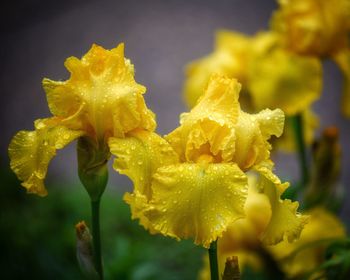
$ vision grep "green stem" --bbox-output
[291,114,309,189]
[91,199,103,279]
[208,240,219,280]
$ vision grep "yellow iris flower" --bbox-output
[271,0,350,57]
[110,74,294,248]
[268,207,346,278]
[8,43,156,196]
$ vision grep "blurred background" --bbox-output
[0,0,349,279]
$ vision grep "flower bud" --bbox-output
[222,256,240,280]
[75,221,99,279]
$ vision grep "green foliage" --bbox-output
[0,167,203,279]
[323,239,350,280]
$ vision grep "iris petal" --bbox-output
[109,129,178,199]
[167,75,241,163]
[254,166,309,245]
[8,118,84,196]
[144,163,248,248]
[232,109,284,170]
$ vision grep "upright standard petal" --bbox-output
[168,75,240,163]
[232,109,284,170]
[8,119,84,196]
[144,163,248,248]
[170,75,285,170]
[42,43,156,141]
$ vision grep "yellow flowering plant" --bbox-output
[8,43,156,278]
[109,74,308,279]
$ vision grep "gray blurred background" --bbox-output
[1,0,349,217]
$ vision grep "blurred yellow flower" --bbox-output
[271,0,350,57]
[184,30,322,116]
[110,74,296,248]
[183,31,249,108]
[272,0,350,118]
[9,43,156,196]
[268,207,346,278]
[247,33,322,116]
